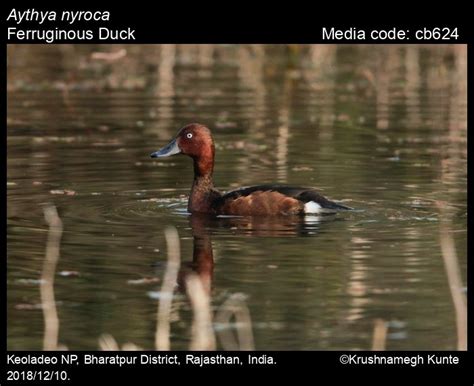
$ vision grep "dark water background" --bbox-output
[7,44,467,350]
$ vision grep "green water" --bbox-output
[7,44,467,350]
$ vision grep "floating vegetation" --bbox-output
[15,278,46,285]
[15,303,44,310]
[147,291,174,300]
[292,166,314,171]
[58,271,80,277]
[127,277,160,285]
[50,189,76,195]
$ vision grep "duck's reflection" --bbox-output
[177,213,339,293]
[213,213,339,237]
[177,214,214,293]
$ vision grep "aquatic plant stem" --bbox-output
[40,205,63,351]
[186,274,216,350]
[155,227,181,350]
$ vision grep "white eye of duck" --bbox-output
[186,133,193,139]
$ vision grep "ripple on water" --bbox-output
[41,191,190,227]
[106,195,189,224]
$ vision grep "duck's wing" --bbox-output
[217,185,351,215]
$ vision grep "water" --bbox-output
[7,45,467,350]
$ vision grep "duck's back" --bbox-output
[214,185,351,216]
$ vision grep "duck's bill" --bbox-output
[150,138,181,158]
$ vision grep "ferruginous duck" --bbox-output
[150,123,352,216]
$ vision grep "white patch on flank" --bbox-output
[304,201,323,214]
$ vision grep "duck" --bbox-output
[150,123,352,216]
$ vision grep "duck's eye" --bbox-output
[186,133,193,139]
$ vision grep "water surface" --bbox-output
[7,44,467,350]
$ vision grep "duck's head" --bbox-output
[151,123,215,175]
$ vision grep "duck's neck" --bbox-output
[188,157,219,213]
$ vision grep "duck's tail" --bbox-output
[331,202,353,211]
